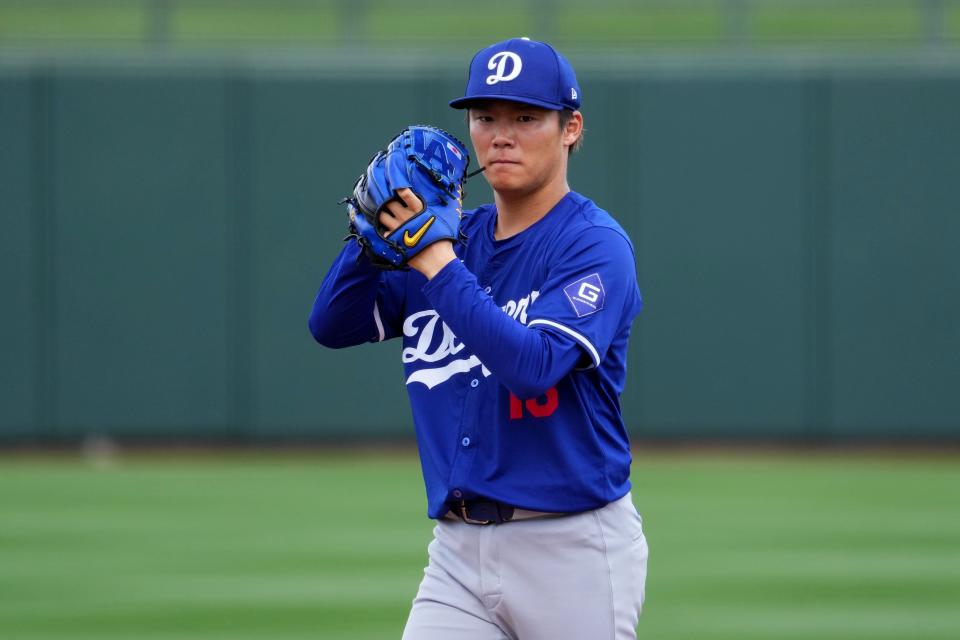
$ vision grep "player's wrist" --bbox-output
[409,241,457,280]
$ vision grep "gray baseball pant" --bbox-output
[402,493,648,639]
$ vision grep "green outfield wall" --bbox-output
[2,56,958,442]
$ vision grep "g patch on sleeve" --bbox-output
[563,273,605,318]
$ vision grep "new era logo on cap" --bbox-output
[450,38,581,111]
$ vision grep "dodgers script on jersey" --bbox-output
[310,191,642,519]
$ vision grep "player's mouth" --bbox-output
[488,159,521,166]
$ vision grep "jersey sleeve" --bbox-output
[308,241,406,347]
[526,225,642,369]
[420,224,641,399]
[422,259,584,399]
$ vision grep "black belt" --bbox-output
[446,499,566,525]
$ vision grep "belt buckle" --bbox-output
[458,499,514,525]
[459,501,494,525]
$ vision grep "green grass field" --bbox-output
[2,450,958,639]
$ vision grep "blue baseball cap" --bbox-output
[449,37,581,111]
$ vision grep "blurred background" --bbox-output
[1,1,958,639]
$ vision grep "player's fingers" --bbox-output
[379,210,400,237]
[395,188,425,214]
[383,199,412,222]
[379,191,423,238]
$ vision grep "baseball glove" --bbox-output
[343,125,471,270]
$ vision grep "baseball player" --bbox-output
[310,38,647,639]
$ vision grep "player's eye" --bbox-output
[517,115,536,123]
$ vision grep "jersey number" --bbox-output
[509,387,559,420]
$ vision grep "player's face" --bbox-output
[468,101,577,198]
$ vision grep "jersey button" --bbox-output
[484,286,492,294]
[452,489,463,498]
[461,436,471,447]
[470,379,479,388]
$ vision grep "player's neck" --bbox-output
[493,177,570,241]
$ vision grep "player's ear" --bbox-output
[561,111,583,147]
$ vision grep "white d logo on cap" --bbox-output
[486,52,522,85]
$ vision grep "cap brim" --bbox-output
[449,94,567,110]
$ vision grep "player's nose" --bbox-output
[491,128,515,148]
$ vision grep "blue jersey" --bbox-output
[310,191,642,519]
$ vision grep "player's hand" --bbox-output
[379,189,456,279]
[407,241,456,279]
[379,188,424,232]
